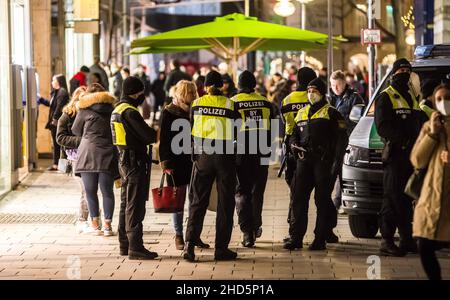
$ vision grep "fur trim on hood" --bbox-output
[78,92,116,109]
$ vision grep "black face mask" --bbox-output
[392,72,410,87]
[136,94,145,106]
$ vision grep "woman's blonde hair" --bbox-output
[173,80,198,104]
[63,86,87,117]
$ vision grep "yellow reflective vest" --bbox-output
[281,91,309,135]
[382,85,419,111]
[231,92,271,131]
[191,94,236,140]
[111,102,139,146]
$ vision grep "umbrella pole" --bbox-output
[231,37,239,83]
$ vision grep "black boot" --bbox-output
[283,238,303,250]
[255,227,262,239]
[380,239,406,257]
[195,238,210,249]
[308,239,326,251]
[214,248,237,261]
[129,248,158,260]
[242,231,255,248]
[183,242,195,262]
[119,248,128,256]
[326,231,339,244]
[399,239,418,254]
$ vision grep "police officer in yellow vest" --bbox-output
[280,67,317,185]
[285,78,348,250]
[375,58,427,256]
[111,76,157,260]
[280,67,317,243]
[232,70,275,247]
[184,71,240,262]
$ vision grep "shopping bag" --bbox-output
[152,173,186,213]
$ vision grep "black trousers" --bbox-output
[380,154,414,241]
[417,238,446,280]
[289,158,336,242]
[285,155,296,225]
[50,126,60,165]
[118,151,150,251]
[186,154,236,249]
[235,155,269,233]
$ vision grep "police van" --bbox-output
[342,44,450,238]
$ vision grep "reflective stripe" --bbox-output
[111,103,139,146]
[294,103,331,123]
[383,85,419,110]
[191,94,235,140]
[233,93,271,131]
[281,91,309,135]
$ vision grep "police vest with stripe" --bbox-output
[231,92,271,131]
[281,91,309,135]
[382,85,419,117]
[191,94,236,140]
[294,102,331,125]
[111,102,139,146]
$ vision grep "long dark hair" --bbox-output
[54,74,68,91]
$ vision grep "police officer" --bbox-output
[184,71,239,262]
[111,76,157,260]
[280,67,317,242]
[285,78,348,250]
[375,58,427,256]
[232,70,275,247]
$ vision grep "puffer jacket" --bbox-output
[410,119,450,241]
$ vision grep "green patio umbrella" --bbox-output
[130,45,212,55]
[131,13,330,79]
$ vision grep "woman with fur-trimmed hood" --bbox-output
[72,83,119,236]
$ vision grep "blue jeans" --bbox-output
[80,172,115,220]
[172,184,188,235]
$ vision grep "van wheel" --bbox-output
[348,214,379,238]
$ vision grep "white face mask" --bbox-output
[435,100,450,116]
[308,92,322,104]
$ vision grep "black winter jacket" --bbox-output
[329,85,365,135]
[40,88,69,129]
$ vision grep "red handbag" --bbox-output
[151,173,186,213]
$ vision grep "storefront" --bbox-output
[0,0,37,198]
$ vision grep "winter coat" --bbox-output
[71,92,119,177]
[90,63,110,90]
[56,112,81,153]
[329,86,365,135]
[69,72,87,96]
[159,103,193,186]
[163,68,192,94]
[410,120,450,242]
[40,88,69,129]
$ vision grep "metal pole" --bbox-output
[367,0,376,100]
[301,2,306,67]
[122,0,128,66]
[245,0,249,16]
[327,0,333,88]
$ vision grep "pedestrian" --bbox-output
[374,58,427,256]
[39,74,70,171]
[345,72,365,102]
[411,83,450,280]
[232,70,274,247]
[150,71,166,125]
[121,67,131,81]
[195,74,206,97]
[111,76,158,260]
[90,56,109,90]
[134,64,152,120]
[329,70,364,210]
[159,80,209,251]
[164,59,192,100]
[183,71,239,262]
[56,86,89,233]
[221,73,238,98]
[284,78,348,250]
[110,63,123,99]
[69,66,90,96]
[71,83,119,237]
[89,72,103,88]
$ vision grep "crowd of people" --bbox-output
[41,56,449,279]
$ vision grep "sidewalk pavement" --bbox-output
[0,161,448,280]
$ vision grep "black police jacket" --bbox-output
[289,99,348,165]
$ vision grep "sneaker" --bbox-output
[103,227,114,237]
[75,221,89,234]
[83,226,103,236]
